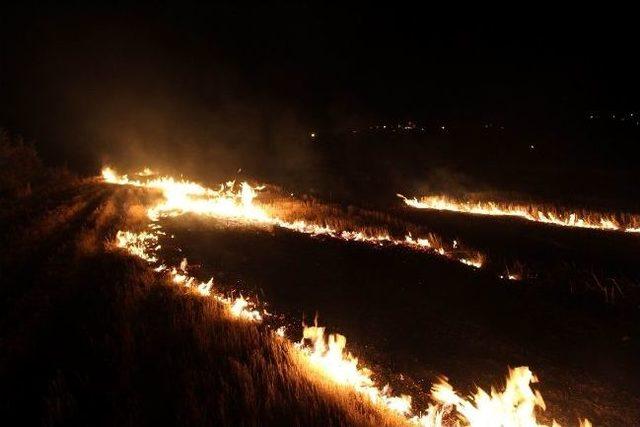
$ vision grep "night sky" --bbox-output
[2,4,639,174]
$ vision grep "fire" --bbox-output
[114,230,159,263]
[228,295,263,321]
[101,167,269,222]
[428,367,548,426]
[106,167,591,426]
[114,229,263,321]
[137,167,155,176]
[103,167,485,269]
[399,194,640,234]
[418,367,592,427]
[101,166,119,184]
[299,323,413,415]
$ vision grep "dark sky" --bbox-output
[1,3,638,174]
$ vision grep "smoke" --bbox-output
[0,11,320,184]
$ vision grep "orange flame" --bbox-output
[103,167,485,269]
[107,167,591,426]
[399,194,640,234]
[429,367,547,426]
[299,323,413,415]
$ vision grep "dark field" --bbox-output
[0,181,410,426]
[2,130,640,426]
[157,204,640,426]
[4,5,640,425]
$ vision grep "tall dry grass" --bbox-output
[0,175,407,426]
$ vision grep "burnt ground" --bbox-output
[389,204,640,306]
[160,206,640,426]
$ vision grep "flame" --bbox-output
[399,194,640,234]
[299,323,413,415]
[103,167,485,268]
[137,167,155,176]
[101,167,268,222]
[114,229,263,321]
[114,230,159,263]
[460,255,485,269]
[107,167,591,426]
[227,295,263,321]
[429,367,548,426]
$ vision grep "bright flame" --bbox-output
[228,295,263,321]
[460,255,485,269]
[107,167,591,426]
[299,323,413,415]
[103,167,485,269]
[429,367,548,426]
[114,229,263,322]
[137,167,155,176]
[115,230,158,263]
[399,194,640,234]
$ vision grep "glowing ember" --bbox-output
[399,194,640,234]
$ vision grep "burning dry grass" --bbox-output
[269,196,487,269]
[0,180,408,426]
[398,193,640,234]
[393,190,640,306]
[101,167,600,426]
[0,150,632,425]
[100,167,487,272]
[1,255,407,426]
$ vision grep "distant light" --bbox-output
[440,125,445,130]
[310,132,316,138]
[383,125,386,129]
[529,145,535,150]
